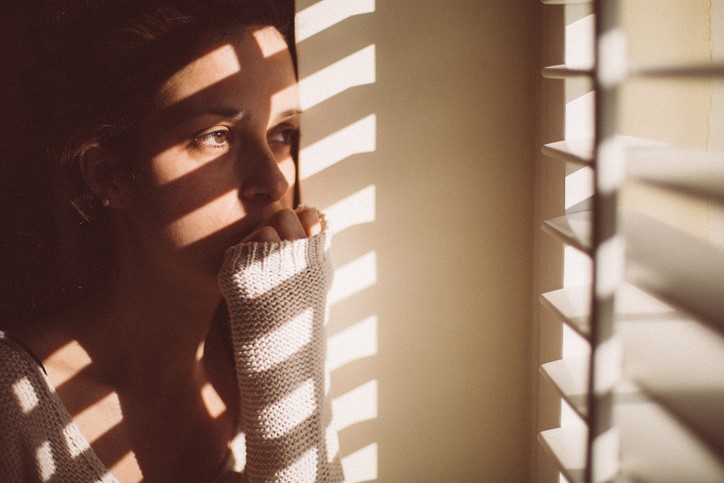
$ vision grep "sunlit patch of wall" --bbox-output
[295,0,379,481]
[297,1,539,481]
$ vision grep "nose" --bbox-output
[240,141,291,203]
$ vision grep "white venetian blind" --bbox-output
[537,0,724,482]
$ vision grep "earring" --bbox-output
[101,198,110,207]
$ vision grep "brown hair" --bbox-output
[1,0,296,324]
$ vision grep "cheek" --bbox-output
[123,147,296,248]
[128,152,238,229]
[137,191,245,282]
[164,192,243,247]
[121,169,245,274]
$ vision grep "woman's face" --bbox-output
[116,26,299,289]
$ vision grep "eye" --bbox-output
[191,129,231,154]
[268,126,299,145]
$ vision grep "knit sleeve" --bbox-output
[217,233,344,482]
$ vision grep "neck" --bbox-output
[66,259,222,393]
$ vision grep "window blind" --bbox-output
[537,1,724,481]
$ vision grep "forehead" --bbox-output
[155,26,298,116]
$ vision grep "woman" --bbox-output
[0,0,344,481]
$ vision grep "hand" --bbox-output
[241,206,324,243]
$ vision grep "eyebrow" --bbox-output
[201,107,248,121]
[173,107,301,123]
[273,108,303,123]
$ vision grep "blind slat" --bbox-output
[541,358,590,419]
[543,62,724,82]
[540,283,715,348]
[617,393,724,482]
[626,146,724,203]
[543,279,724,458]
[631,61,724,79]
[542,139,593,166]
[622,211,724,336]
[540,288,591,338]
[542,64,594,79]
[542,136,664,166]
[618,316,724,458]
[538,427,587,483]
[542,211,592,254]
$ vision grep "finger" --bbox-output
[268,208,306,240]
[242,224,282,243]
[296,206,323,237]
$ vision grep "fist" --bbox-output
[242,206,325,243]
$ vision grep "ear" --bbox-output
[78,144,125,208]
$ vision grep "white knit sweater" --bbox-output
[0,233,343,482]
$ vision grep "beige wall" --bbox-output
[620,0,718,239]
[296,1,539,481]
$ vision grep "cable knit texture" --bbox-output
[0,232,343,482]
[218,233,343,483]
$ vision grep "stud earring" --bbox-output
[101,199,110,207]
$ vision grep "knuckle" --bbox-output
[272,208,297,223]
[296,209,315,225]
[270,208,303,239]
[297,207,324,236]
